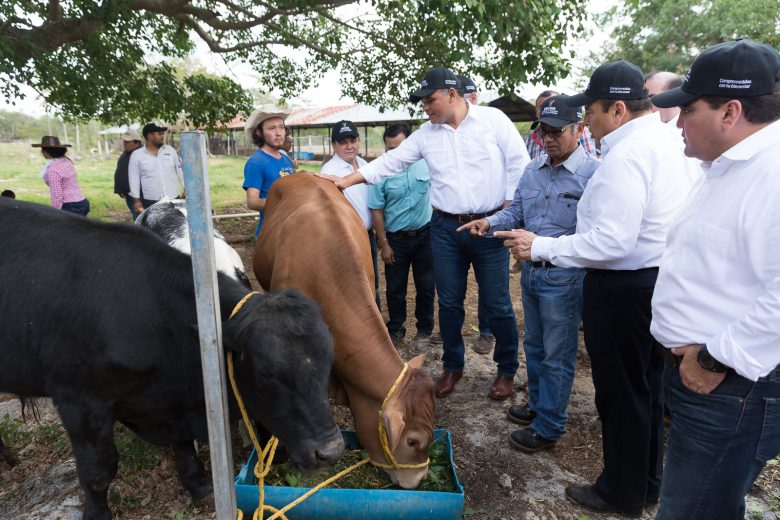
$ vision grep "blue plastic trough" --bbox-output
[235,429,464,519]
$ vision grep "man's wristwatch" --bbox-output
[696,345,729,373]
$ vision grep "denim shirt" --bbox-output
[487,145,600,237]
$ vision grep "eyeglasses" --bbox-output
[539,124,574,138]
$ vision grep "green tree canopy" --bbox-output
[1,0,585,127]
[596,0,780,74]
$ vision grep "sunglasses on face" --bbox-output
[539,124,574,138]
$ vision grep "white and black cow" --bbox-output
[0,198,343,520]
[136,197,252,290]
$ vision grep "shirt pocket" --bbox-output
[520,187,541,229]
[552,190,581,230]
[676,221,733,283]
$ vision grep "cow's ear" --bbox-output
[382,408,406,453]
[407,354,425,370]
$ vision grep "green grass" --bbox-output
[0,142,321,221]
[261,434,456,492]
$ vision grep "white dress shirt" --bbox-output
[651,119,780,381]
[128,145,184,200]
[321,154,372,229]
[532,112,698,269]
[359,103,529,213]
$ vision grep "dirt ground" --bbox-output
[1,211,779,520]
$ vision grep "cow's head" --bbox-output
[223,288,344,470]
[373,354,435,489]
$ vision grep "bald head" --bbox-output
[645,71,682,123]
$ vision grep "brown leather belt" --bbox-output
[433,207,501,224]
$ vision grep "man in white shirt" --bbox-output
[320,67,530,401]
[129,122,184,217]
[320,120,379,308]
[650,39,780,519]
[497,60,697,515]
[645,71,683,124]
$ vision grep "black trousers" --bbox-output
[384,229,435,337]
[582,267,664,509]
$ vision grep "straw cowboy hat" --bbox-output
[31,136,71,148]
[244,106,289,141]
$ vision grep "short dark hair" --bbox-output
[1,189,15,198]
[383,124,411,143]
[597,93,652,114]
[700,91,780,125]
[537,90,559,101]
[43,147,67,158]
[666,76,683,90]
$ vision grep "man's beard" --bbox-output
[152,141,163,149]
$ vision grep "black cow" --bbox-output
[0,198,344,520]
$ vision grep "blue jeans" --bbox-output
[477,298,493,337]
[430,212,518,376]
[521,263,583,440]
[658,362,780,519]
[384,230,434,337]
[125,195,140,221]
[61,199,90,216]
[368,230,380,310]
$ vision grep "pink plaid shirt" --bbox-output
[44,157,86,209]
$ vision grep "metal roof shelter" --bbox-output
[488,94,537,122]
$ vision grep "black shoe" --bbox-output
[564,485,643,518]
[389,331,404,347]
[508,427,556,453]
[506,403,537,426]
[646,494,659,507]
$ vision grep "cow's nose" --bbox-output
[316,433,345,461]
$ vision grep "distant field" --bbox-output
[0,142,321,221]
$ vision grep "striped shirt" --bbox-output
[44,157,86,209]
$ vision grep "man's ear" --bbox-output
[722,100,744,130]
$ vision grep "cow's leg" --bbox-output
[172,441,212,501]
[56,402,117,520]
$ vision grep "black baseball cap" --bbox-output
[652,39,780,108]
[458,75,477,94]
[331,120,359,142]
[142,122,168,137]
[568,60,647,106]
[530,95,582,129]
[409,67,461,102]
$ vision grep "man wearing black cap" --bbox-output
[459,95,600,452]
[319,67,529,401]
[129,123,184,216]
[457,73,495,356]
[497,60,699,515]
[649,39,780,519]
[321,120,380,308]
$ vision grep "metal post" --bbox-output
[180,131,237,520]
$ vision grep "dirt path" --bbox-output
[1,214,778,519]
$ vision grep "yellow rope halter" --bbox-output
[228,291,427,520]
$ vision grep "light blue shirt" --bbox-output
[367,159,432,232]
[487,145,600,237]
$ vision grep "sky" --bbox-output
[0,0,616,118]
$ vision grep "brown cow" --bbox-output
[254,174,436,489]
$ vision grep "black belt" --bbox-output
[433,207,501,224]
[387,224,430,238]
[528,260,556,269]
[584,266,660,274]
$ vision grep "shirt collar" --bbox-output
[543,143,586,174]
[600,111,661,157]
[703,118,780,177]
